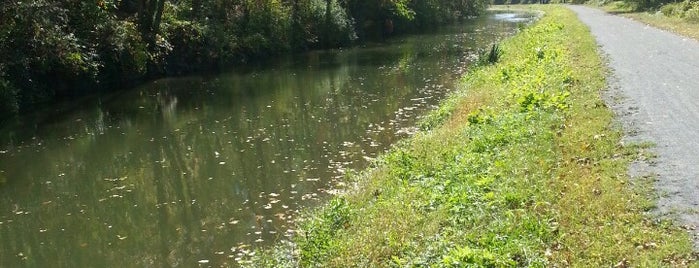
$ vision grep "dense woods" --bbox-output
[0,0,489,118]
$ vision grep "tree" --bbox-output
[0,0,491,117]
[138,0,167,44]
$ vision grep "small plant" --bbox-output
[478,43,503,65]
[441,246,503,267]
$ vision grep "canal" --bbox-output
[0,11,533,267]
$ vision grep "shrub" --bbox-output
[303,0,357,48]
[103,20,149,82]
[478,43,503,65]
[237,0,292,55]
[163,21,208,73]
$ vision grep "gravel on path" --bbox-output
[568,5,699,247]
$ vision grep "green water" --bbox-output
[0,12,533,267]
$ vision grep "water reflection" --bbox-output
[0,12,534,267]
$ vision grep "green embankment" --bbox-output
[248,6,697,267]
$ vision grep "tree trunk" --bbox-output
[152,0,165,35]
[290,0,305,50]
[137,0,165,46]
[138,0,152,38]
[323,0,332,47]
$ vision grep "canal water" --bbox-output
[0,11,534,267]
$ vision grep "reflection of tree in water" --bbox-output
[0,14,530,266]
[0,45,436,266]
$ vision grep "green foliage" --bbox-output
[0,0,491,116]
[161,20,207,73]
[107,21,149,80]
[496,23,573,113]
[467,109,494,125]
[237,0,292,55]
[392,0,417,20]
[242,241,299,268]
[660,0,699,21]
[248,6,696,266]
[297,0,357,48]
[250,11,572,266]
[297,198,352,266]
[0,1,100,102]
[477,43,503,65]
[441,246,502,267]
[381,109,560,267]
[418,94,462,130]
[345,0,488,39]
[620,0,682,10]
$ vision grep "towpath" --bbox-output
[568,5,699,247]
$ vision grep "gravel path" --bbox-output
[568,5,699,246]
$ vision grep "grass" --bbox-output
[596,1,699,41]
[244,5,697,267]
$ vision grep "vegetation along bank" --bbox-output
[587,0,699,42]
[244,5,697,267]
[0,0,489,119]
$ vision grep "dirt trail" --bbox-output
[568,5,699,247]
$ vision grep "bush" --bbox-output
[306,0,357,48]
[163,21,208,73]
[656,0,699,21]
[660,1,693,17]
[478,43,503,66]
[102,21,149,82]
[237,0,293,55]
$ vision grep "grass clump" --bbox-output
[478,43,504,66]
[246,5,696,267]
[296,198,353,266]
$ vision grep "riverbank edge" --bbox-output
[243,5,696,267]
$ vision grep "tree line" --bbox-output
[0,0,489,119]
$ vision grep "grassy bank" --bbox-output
[246,5,696,267]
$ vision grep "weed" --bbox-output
[478,43,503,65]
[296,198,352,266]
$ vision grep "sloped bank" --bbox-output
[245,6,696,267]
